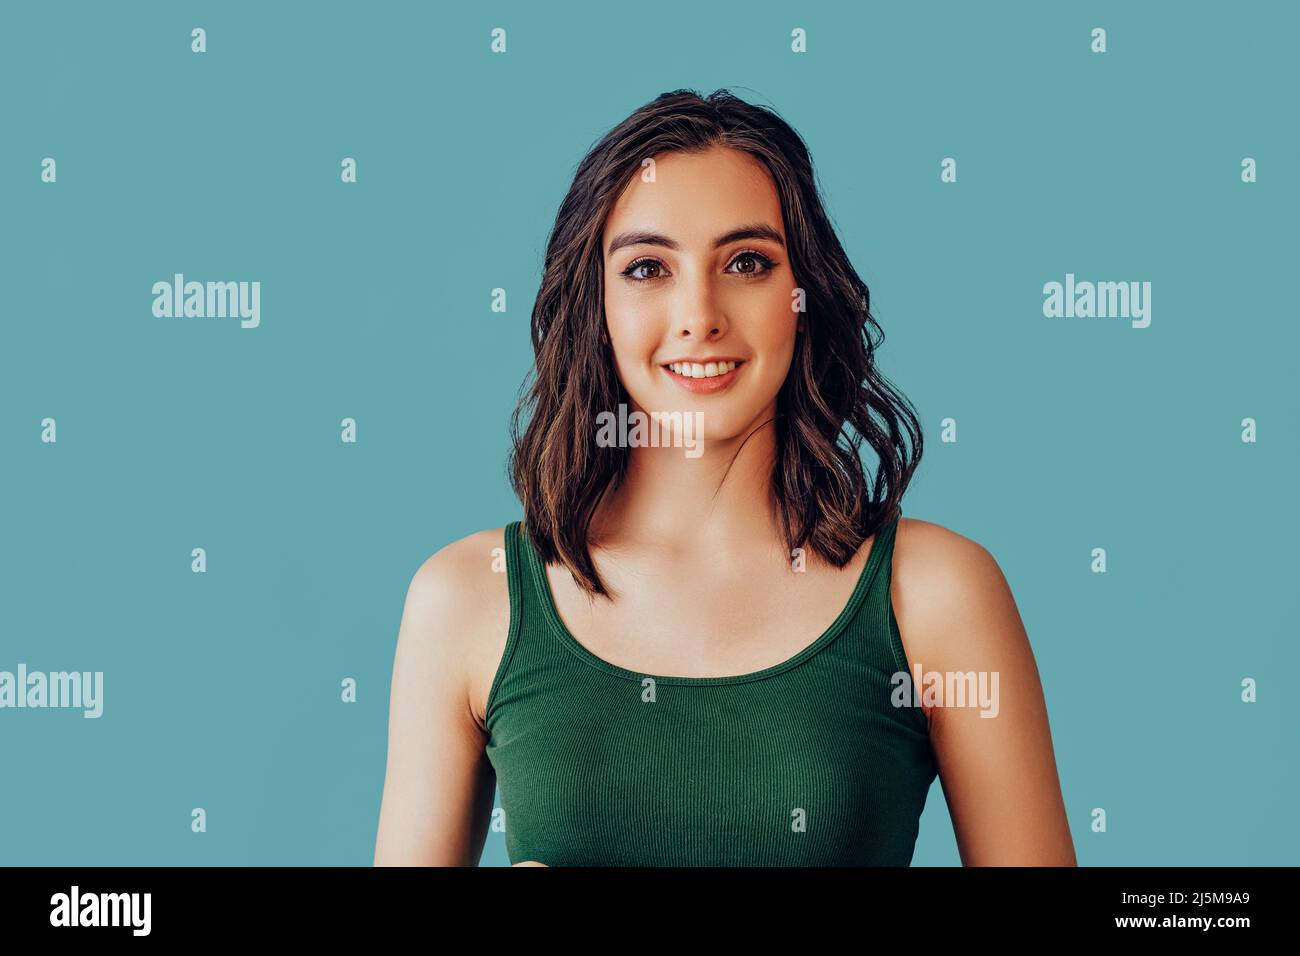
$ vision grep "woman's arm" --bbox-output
[374,533,505,866]
[893,520,1077,866]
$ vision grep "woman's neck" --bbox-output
[589,412,787,558]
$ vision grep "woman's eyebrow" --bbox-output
[606,222,785,256]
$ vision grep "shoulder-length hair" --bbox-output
[509,88,922,598]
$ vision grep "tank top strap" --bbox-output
[849,507,928,734]
[862,507,906,667]
[503,518,529,613]
[843,506,901,643]
[486,521,527,725]
[867,506,902,602]
[485,519,563,729]
[504,518,552,629]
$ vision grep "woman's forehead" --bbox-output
[603,149,783,250]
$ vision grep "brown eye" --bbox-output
[728,251,777,278]
[622,258,666,282]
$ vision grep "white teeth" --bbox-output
[667,360,739,378]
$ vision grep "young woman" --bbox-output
[374,89,1076,867]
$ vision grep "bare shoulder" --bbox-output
[407,527,509,608]
[399,527,511,732]
[892,516,1004,600]
[890,517,1024,672]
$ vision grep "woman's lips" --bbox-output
[662,361,744,393]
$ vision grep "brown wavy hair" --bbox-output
[508,88,923,598]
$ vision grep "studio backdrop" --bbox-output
[1,0,1295,866]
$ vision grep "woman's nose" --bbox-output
[670,275,727,339]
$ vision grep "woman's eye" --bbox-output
[622,259,664,281]
[728,251,777,278]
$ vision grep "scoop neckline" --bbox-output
[517,516,896,686]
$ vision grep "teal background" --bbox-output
[1,0,1295,865]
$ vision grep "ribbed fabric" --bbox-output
[484,510,937,866]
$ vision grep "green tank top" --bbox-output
[484,510,937,866]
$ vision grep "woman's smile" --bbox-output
[660,358,746,394]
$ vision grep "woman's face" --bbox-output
[601,146,799,445]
